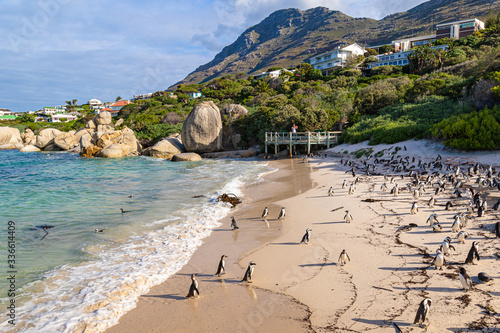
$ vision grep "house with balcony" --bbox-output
[305,43,365,76]
[110,100,132,116]
[50,114,78,123]
[366,44,448,69]
[43,106,67,115]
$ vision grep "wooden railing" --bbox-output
[264,131,342,158]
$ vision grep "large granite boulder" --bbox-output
[221,104,249,120]
[149,138,185,159]
[81,126,140,158]
[20,128,35,145]
[97,143,136,158]
[54,132,77,150]
[181,101,222,153]
[0,127,23,146]
[171,152,202,162]
[95,111,112,125]
[202,149,258,159]
[20,145,41,152]
[35,128,62,149]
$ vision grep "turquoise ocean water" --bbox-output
[0,150,271,332]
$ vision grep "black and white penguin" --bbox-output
[432,249,445,270]
[338,249,350,266]
[410,202,419,215]
[432,222,443,233]
[300,228,312,244]
[465,241,480,264]
[186,274,199,298]
[459,267,473,292]
[440,237,455,255]
[231,216,239,230]
[380,182,388,191]
[445,201,453,210]
[428,196,435,208]
[451,216,462,233]
[457,231,469,244]
[215,255,227,276]
[94,228,107,233]
[478,272,493,283]
[241,261,256,282]
[496,221,500,238]
[278,207,286,220]
[426,213,439,225]
[348,183,355,195]
[261,207,269,219]
[492,199,500,211]
[413,298,432,326]
[120,208,131,214]
[342,179,347,189]
[328,187,334,196]
[344,210,353,223]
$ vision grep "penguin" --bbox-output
[300,228,312,244]
[440,237,455,255]
[380,182,388,191]
[128,194,134,198]
[342,179,347,189]
[451,216,462,233]
[445,201,453,210]
[465,241,480,264]
[459,267,473,292]
[477,205,485,217]
[278,207,286,220]
[261,207,269,219]
[457,231,469,244]
[186,274,199,298]
[410,202,419,215]
[344,210,353,223]
[338,249,350,266]
[241,261,256,282]
[414,298,432,326]
[348,183,355,195]
[428,196,435,208]
[432,222,443,233]
[413,189,420,200]
[496,221,500,238]
[492,199,500,211]
[328,187,334,196]
[432,249,445,270]
[94,228,107,233]
[120,208,131,214]
[391,184,399,197]
[426,213,439,225]
[215,255,227,276]
[231,216,239,230]
[478,272,493,283]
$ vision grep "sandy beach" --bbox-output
[106,140,500,333]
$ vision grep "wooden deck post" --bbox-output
[307,132,311,155]
[274,133,278,160]
[265,132,268,159]
[327,132,330,148]
[289,132,293,158]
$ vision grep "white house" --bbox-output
[306,43,365,76]
[43,106,67,115]
[50,114,77,123]
[366,44,448,69]
[188,92,202,99]
[88,99,102,107]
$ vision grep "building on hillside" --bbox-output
[0,108,12,117]
[88,99,102,107]
[0,115,16,121]
[436,18,484,39]
[366,44,448,69]
[43,106,67,115]
[110,100,132,114]
[253,69,284,80]
[133,93,153,101]
[188,92,202,99]
[305,43,365,76]
[50,114,78,123]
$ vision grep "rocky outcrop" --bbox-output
[54,132,78,151]
[171,152,202,162]
[202,149,258,159]
[20,145,41,152]
[181,101,223,153]
[149,138,186,159]
[81,126,140,158]
[221,104,249,120]
[0,127,23,146]
[95,111,112,126]
[20,128,35,145]
[35,128,62,149]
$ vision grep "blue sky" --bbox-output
[0,0,427,112]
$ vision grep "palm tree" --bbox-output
[72,99,78,106]
[115,96,122,102]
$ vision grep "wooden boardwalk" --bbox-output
[264,131,342,158]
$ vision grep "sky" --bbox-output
[0,0,428,112]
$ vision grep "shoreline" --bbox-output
[105,158,315,333]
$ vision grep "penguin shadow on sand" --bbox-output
[299,262,337,268]
[313,221,346,225]
[143,293,186,300]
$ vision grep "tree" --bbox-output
[364,48,378,56]
[407,45,446,74]
[379,45,395,54]
[116,96,122,102]
[72,99,78,106]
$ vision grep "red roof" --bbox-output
[111,100,132,107]
[101,108,112,111]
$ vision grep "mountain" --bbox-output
[175,0,500,87]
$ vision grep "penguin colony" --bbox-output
[182,151,499,330]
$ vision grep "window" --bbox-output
[460,22,474,28]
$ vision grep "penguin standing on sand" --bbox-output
[428,196,435,208]
[432,249,445,270]
[344,210,353,223]
[426,213,439,225]
[451,216,462,233]
[432,222,443,233]
[300,228,311,244]
[440,237,455,255]
[342,179,347,189]
[495,221,500,238]
[278,207,286,220]
[215,255,227,276]
[459,267,473,292]
[414,298,432,326]
[348,183,355,195]
[338,249,350,266]
[241,261,256,282]
[231,216,239,230]
[186,274,199,298]
[478,272,493,283]
[465,241,480,264]
[261,207,269,219]
[328,187,334,196]
[410,202,419,215]
[457,231,469,244]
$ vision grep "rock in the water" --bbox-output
[44,144,63,151]
[149,138,186,159]
[20,145,41,152]
[0,143,23,150]
[181,101,222,153]
[97,143,135,158]
[202,150,258,159]
[221,104,249,120]
[0,127,23,146]
[171,152,202,162]
[35,128,62,149]
[94,111,112,126]
[54,132,77,150]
